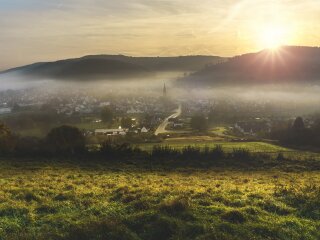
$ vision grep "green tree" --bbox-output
[101,107,114,123]
[0,122,16,154]
[121,117,133,129]
[46,126,85,155]
[0,122,10,136]
[190,115,208,132]
[292,117,305,130]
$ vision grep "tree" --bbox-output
[46,126,85,155]
[121,117,133,129]
[292,117,305,131]
[101,107,114,123]
[142,114,153,129]
[190,115,208,132]
[0,122,16,154]
[0,122,10,136]
[14,137,42,156]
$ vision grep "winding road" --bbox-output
[155,104,182,136]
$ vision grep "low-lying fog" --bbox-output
[0,71,184,93]
[1,72,320,115]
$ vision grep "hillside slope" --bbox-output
[178,46,320,87]
[1,55,225,81]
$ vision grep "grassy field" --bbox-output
[210,127,234,138]
[136,141,320,160]
[137,141,291,152]
[0,159,319,240]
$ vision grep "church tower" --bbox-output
[163,83,167,98]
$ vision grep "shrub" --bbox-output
[181,146,201,160]
[230,148,252,162]
[101,141,144,159]
[14,137,42,157]
[151,146,179,160]
[45,126,86,155]
[209,145,225,160]
[0,122,16,155]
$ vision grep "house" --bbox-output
[235,120,271,136]
[141,127,149,133]
[95,128,127,136]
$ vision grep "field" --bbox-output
[136,139,320,160]
[137,141,291,152]
[0,159,319,240]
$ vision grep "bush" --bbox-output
[45,126,86,155]
[181,146,201,160]
[207,145,225,160]
[0,122,16,155]
[230,148,252,162]
[100,141,144,159]
[151,146,180,160]
[14,137,42,157]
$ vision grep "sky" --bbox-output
[0,0,319,70]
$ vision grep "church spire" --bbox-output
[163,83,167,97]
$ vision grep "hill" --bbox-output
[0,55,224,81]
[178,46,320,87]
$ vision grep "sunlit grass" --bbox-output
[138,141,292,152]
[0,160,319,239]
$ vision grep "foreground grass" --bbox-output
[0,159,319,240]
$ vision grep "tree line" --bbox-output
[270,117,320,148]
[1,117,319,162]
[0,122,267,165]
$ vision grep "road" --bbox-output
[155,104,182,136]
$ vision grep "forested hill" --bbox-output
[177,46,320,87]
[0,55,225,81]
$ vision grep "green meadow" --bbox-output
[137,141,320,160]
[0,159,319,240]
[137,141,291,152]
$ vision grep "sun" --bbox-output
[260,25,286,50]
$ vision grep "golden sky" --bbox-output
[0,0,319,70]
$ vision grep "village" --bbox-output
[0,86,316,140]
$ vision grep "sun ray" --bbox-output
[260,25,287,50]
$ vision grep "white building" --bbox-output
[95,128,127,136]
[141,127,149,133]
[0,108,11,115]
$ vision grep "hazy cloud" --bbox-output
[0,0,319,70]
